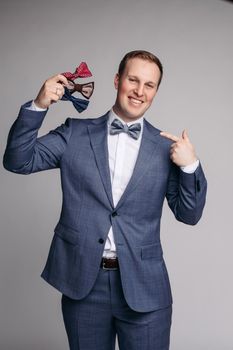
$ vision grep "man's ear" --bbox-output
[114,73,120,90]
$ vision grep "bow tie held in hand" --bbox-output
[110,119,141,140]
[62,62,92,80]
[67,80,94,99]
[62,89,89,113]
[60,62,94,113]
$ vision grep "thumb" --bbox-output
[182,129,189,141]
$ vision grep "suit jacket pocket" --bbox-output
[141,243,163,260]
[54,222,80,245]
[52,223,81,283]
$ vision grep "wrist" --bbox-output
[32,100,48,111]
[181,159,199,174]
[34,98,48,110]
[184,156,198,167]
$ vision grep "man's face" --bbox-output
[113,58,161,122]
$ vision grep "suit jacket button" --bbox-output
[111,211,118,217]
[98,238,104,244]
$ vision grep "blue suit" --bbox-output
[3,101,207,348]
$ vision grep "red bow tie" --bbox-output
[62,62,92,80]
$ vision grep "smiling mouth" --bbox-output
[128,97,144,105]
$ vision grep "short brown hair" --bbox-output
[118,50,163,87]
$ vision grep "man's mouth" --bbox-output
[128,97,144,105]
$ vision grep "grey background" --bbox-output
[0,0,232,349]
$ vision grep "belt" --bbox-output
[100,257,119,270]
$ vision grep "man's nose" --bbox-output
[134,84,144,97]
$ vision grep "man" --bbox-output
[3,50,207,350]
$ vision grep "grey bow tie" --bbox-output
[110,119,141,140]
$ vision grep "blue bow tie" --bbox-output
[110,119,141,140]
[61,87,89,113]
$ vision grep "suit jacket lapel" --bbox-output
[115,119,161,210]
[87,113,114,208]
[88,115,161,210]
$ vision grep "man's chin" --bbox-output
[113,105,145,122]
[126,108,145,120]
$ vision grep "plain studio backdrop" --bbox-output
[0,0,232,349]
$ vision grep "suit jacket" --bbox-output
[3,101,207,312]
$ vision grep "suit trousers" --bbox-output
[61,267,172,350]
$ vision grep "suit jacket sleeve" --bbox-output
[165,161,207,225]
[3,101,73,174]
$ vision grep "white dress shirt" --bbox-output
[28,102,199,258]
[103,110,144,258]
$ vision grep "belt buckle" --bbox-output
[102,260,118,270]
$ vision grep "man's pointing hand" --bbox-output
[160,129,197,167]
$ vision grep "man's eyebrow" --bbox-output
[127,75,139,79]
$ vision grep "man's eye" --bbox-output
[129,78,136,82]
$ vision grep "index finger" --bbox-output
[160,131,180,142]
[51,74,69,87]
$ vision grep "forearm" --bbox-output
[3,101,48,173]
[3,101,72,174]
[166,163,207,225]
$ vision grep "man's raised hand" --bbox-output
[160,129,197,167]
[34,74,69,109]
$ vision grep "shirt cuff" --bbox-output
[26,100,47,112]
[180,159,200,174]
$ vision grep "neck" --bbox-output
[112,105,143,123]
